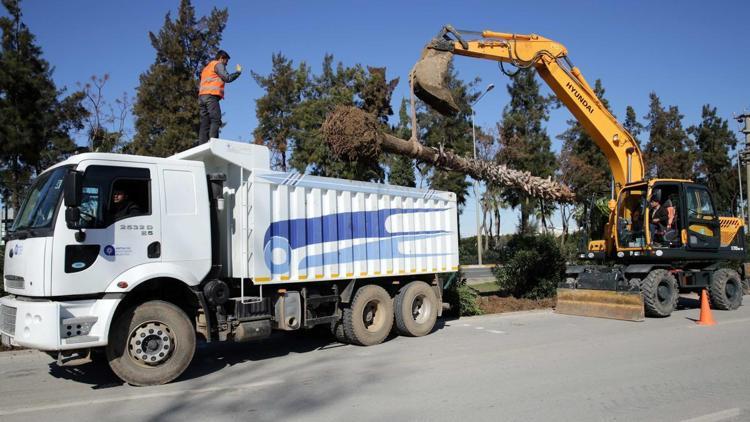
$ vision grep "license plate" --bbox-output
[1,333,12,347]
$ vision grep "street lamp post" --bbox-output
[471,83,495,266]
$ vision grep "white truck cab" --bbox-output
[1,139,458,386]
[2,151,211,349]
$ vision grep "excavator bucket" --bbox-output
[412,47,460,116]
[556,288,644,322]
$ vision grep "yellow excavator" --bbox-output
[412,25,746,321]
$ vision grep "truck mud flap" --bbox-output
[556,288,645,322]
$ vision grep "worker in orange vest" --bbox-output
[198,50,241,144]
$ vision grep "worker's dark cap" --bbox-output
[216,50,230,60]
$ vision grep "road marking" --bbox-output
[688,317,750,328]
[475,327,485,330]
[488,330,506,334]
[681,408,742,422]
[0,379,284,416]
[462,324,472,327]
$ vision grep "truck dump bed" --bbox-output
[173,139,459,284]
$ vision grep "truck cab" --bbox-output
[1,151,211,350]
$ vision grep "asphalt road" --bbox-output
[1,295,749,422]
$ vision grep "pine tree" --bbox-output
[643,92,695,179]
[623,105,644,147]
[387,99,416,187]
[558,79,611,204]
[129,0,228,157]
[688,105,738,212]
[0,0,87,209]
[496,68,556,234]
[252,53,309,171]
[417,63,475,209]
[358,66,399,124]
[288,56,394,182]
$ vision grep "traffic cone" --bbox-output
[696,289,716,326]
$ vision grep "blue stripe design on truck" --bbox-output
[263,208,450,275]
[302,233,451,271]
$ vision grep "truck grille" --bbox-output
[1,305,17,336]
[4,275,24,290]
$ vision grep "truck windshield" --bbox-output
[10,166,69,233]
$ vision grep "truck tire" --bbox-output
[330,319,350,344]
[641,269,678,317]
[106,300,196,386]
[394,281,438,337]
[709,269,743,311]
[343,284,394,346]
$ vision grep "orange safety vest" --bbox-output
[199,60,225,99]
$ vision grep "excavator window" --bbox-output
[648,185,681,248]
[616,188,646,248]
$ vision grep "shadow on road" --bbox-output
[45,319,451,388]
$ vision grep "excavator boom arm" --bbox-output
[414,27,645,189]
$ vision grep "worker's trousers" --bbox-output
[198,95,222,144]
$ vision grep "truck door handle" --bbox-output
[147,241,161,258]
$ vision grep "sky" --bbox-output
[10,0,750,237]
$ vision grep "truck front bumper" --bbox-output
[0,295,120,351]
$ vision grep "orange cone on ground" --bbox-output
[697,289,716,326]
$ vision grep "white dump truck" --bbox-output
[0,139,459,385]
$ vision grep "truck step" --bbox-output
[304,315,337,329]
[305,295,339,306]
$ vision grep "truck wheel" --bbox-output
[641,269,678,317]
[343,284,394,346]
[330,318,350,344]
[709,269,743,310]
[394,281,438,337]
[106,300,196,386]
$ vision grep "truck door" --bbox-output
[51,163,161,296]
[683,184,720,250]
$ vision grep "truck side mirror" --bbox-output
[63,170,83,207]
[65,207,80,229]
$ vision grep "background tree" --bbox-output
[252,53,309,171]
[474,126,502,250]
[496,68,556,234]
[387,99,416,187]
[78,74,132,153]
[643,92,695,179]
[557,79,611,240]
[129,0,228,157]
[0,0,86,209]
[688,104,738,212]
[417,63,476,211]
[289,56,397,182]
[623,105,644,147]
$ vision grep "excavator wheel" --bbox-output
[641,269,679,317]
[709,269,743,311]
